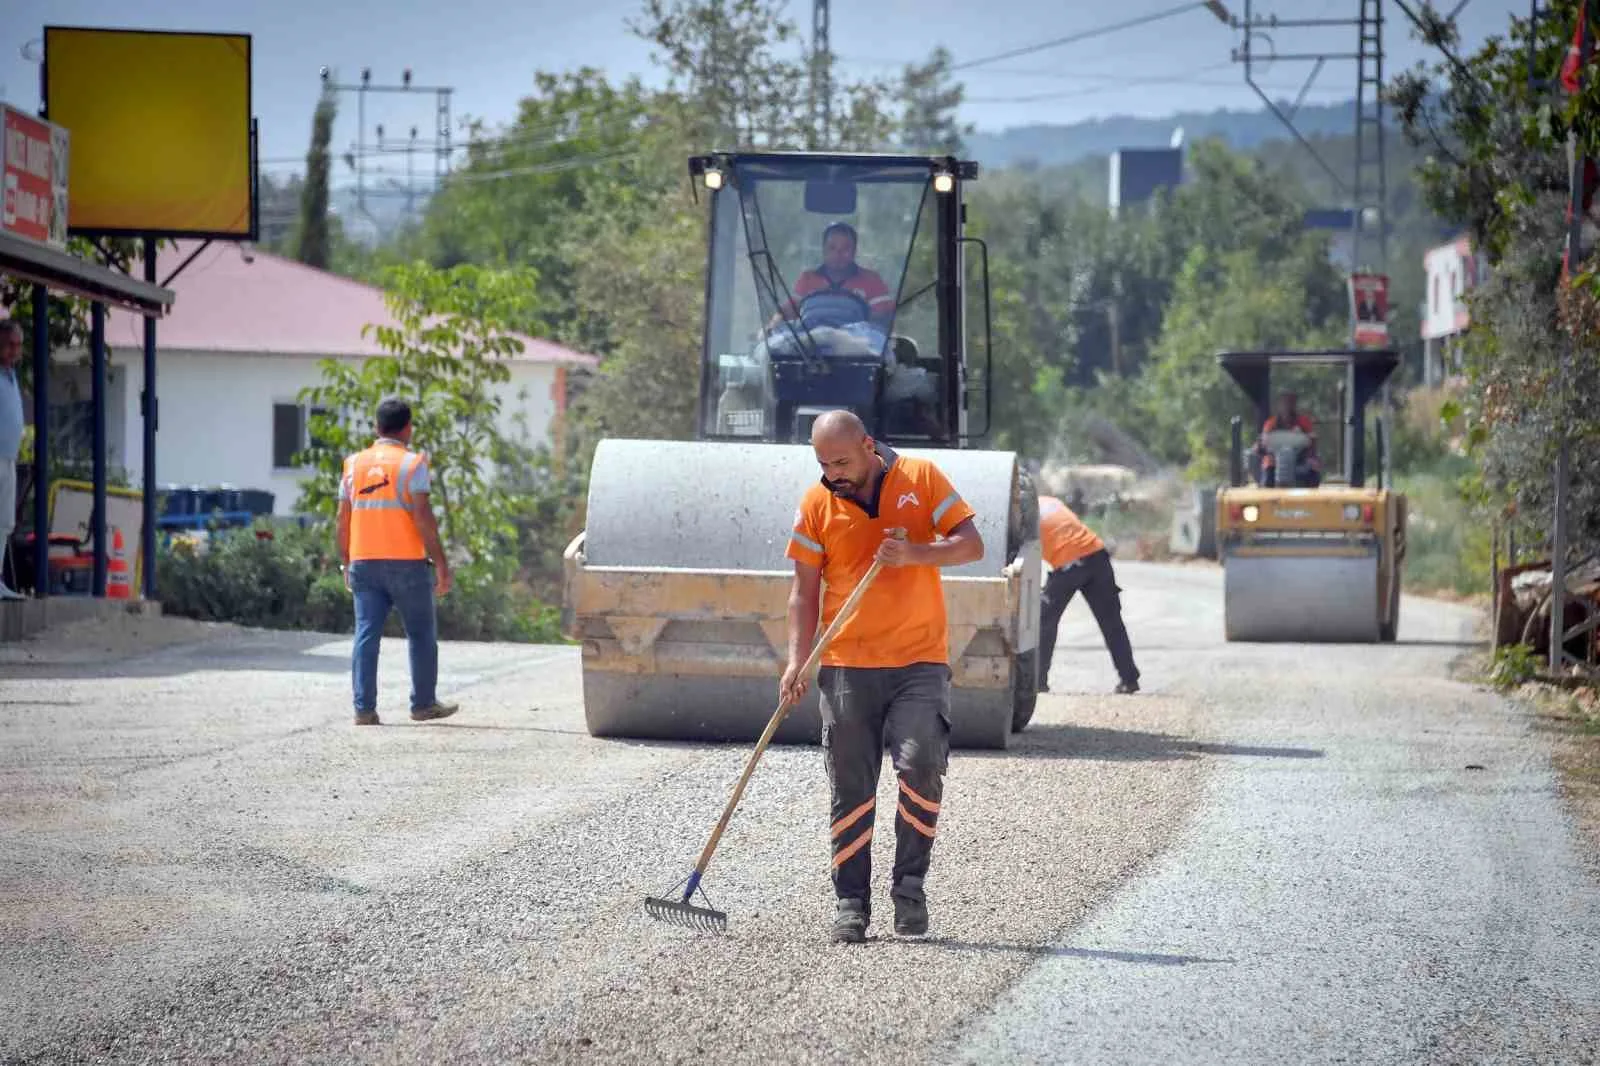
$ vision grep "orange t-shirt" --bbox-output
[1038,495,1103,570]
[1262,413,1315,436]
[1260,412,1317,467]
[785,446,977,668]
[791,266,895,317]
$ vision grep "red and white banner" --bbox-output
[1349,272,1389,348]
[2,103,70,248]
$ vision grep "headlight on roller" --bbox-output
[1343,504,1361,521]
[1242,505,1259,523]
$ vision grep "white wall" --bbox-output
[1421,240,1484,341]
[66,348,563,515]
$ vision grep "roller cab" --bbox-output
[563,151,1042,748]
[1214,349,1408,644]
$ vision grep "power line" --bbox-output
[945,2,1217,72]
[257,102,644,173]
[960,59,1358,102]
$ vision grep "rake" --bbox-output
[645,556,886,932]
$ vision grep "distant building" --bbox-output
[1108,146,1184,218]
[49,241,597,515]
[1420,233,1485,386]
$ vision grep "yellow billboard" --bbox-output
[43,26,255,239]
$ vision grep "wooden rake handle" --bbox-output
[685,557,886,887]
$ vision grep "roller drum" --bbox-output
[1222,545,1382,642]
[576,438,1030,750]
[583,672,1012,750]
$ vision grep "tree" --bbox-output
[1140,239,1347,478]
[294,262,547,581]
[898,47,973,156]
[1387,0,1600,557]
[628,0,897,150]
[294,89,338,270]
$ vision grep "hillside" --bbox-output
[967,98,1363,170]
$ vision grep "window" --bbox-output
[272,402,330,469]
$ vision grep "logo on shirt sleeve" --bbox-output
[897,491,921,510]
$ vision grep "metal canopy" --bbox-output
[1218,348,1399,419]
[0,231,174,318]
[1218,347,1401,489]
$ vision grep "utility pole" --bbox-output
[811,0,832,147]
[1210,0,1393,481]
[319,65,453,224]
[1210,0,1389,295]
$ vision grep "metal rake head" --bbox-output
[644,892,728,933]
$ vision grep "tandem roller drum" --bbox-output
[570,438,1036,749]
[581,439,1018,576]
[1222,545,1382,643]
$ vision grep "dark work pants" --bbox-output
[818,662,951,913]
[1038,549,1140,691]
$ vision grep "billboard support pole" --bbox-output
[29,286,49,600]
[91,300,107,596]
[141,236,157,601]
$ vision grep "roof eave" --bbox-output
[0,231,174,317]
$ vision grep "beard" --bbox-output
[827,474,863,496]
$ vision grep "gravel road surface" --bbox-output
[3,562,1596,1065]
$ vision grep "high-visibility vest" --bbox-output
[344,440,428,561]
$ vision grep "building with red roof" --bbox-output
[46,240,596,515]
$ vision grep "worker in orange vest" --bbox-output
[1036,495,1140,695]
[1257,389,1322,487]
[337,398,458,726]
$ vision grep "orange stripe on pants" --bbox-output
[832,827,874,868]
[897,802,937,839]
[898,778,941,814]
[831,797,875,839]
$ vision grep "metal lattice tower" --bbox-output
[812,0,831,146]
[1351,0,1388,280]
[321,67,453,223]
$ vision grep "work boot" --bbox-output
[354,711,380,726]
[1115,680,1140,695]
[410,701,459,722]
[830,898,869,944]
[893,894,929,936]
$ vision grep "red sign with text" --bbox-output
[2,104,70,248]
[1349,272,1390,349]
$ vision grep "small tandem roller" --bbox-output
[1214,347,1407,644]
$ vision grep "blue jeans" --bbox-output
[349,559,438,715]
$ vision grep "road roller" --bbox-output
[1215,348,1407,643]
[561,150,1043,749]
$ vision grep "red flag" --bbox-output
[1562,7,1591,93]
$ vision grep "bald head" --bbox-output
[810,410,879,500]
[810,409,867,448]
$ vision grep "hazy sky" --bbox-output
[8,0,1529,190]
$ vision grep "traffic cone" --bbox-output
[107,527,132,600]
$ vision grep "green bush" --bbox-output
[1488,643,1540,689]
[156,519,566,643]
[1396,463,1490,599]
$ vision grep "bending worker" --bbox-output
[1036,495,1141,696]
[782,409,983,944]
[337,397,459,726]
